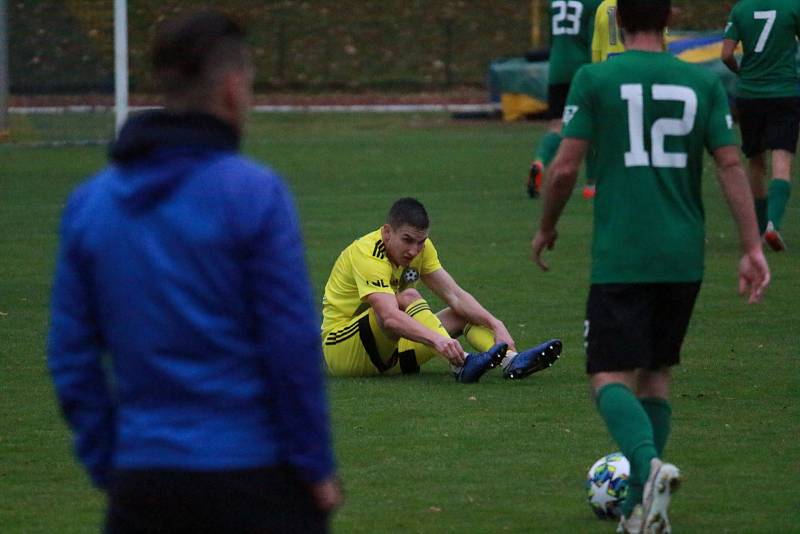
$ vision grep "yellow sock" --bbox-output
[463,323,495,352]
[465,323,518,369]
[395,298,452,370]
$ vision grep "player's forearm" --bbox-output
[470,308,505,337]
[426,271,502,335]
[721,55,739,74]
[443,289,493,329]
[380,309,445,347]
[715,149,761,253]
[540,161,578,231]
[720,40,739,74]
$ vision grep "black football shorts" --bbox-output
[736,96,800,158]
[584,282,701,374]
[547,83,571,120]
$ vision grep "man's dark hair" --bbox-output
[618,0,671,34]
[387,198,430,230]
[151,10,248,96]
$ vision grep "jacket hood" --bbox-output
[107,110,241,210]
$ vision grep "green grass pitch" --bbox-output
[1,113,798,532]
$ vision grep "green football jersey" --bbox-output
[562,51,736,283]
[548,0,603,84]
[723,0,800,98]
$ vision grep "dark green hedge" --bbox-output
[9,0,735,95]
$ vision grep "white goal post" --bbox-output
[0,0,9,138]
[114,0,128,133]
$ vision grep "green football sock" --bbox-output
[754,197,768,235]
[535,131,562,167]
[596,383,658,517]
[640,397,672,458]
[767,179,791,230]
[586,148,597,186]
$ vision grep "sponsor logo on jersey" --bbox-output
[563,105,579,125]
[369,279,389,288]
[402,268,420,284]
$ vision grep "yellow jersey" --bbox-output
[591,0,625,63]
[321,228,442,335]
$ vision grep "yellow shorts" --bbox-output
[323,309,402,376]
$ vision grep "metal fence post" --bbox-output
[114,0,128,134]
[531,0,543,48]
[441,17,454,88]
[0,0,9,139]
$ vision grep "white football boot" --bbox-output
[641,458,681,534]
[616,504,643,534]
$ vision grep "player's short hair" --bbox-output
[617,0,670,34]
[387,198,430,230]
[152,10,248,96]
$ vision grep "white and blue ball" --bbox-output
[585,452,630,519]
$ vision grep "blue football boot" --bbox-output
[503,339,562,379]
[455,342,508,383]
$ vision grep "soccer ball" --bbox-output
[585,452,630,519]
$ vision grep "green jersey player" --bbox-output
[722,0,800,250]
[527,0,602,199]
[532,0,770,532]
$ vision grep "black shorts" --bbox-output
[547,83,571,120]
[105,466,329,534]
[736,96,800,157]
[584,282,701,374]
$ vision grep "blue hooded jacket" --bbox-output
[47,111,335,488]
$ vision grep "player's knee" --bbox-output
[637,367,671,397]
[396,288,423,311]
[748,152,767,167]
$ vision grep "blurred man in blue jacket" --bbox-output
[47,10,342,533]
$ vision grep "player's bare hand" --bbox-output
[531,228,558,271]
[435,337,465,366]
[309,475,344,512]
[492,322,516,352]
[738,248,770,303]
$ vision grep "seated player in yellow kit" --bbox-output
[322,197,562,382]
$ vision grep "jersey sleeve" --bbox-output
[704,78,736,152]
[419,239,443,275]
[351,251,395,299]
[723,7,739,42]
[561,66,594,140]
[245,177,335,483]
[48,188,115,489]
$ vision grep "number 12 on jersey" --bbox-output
[621,84,697,169]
